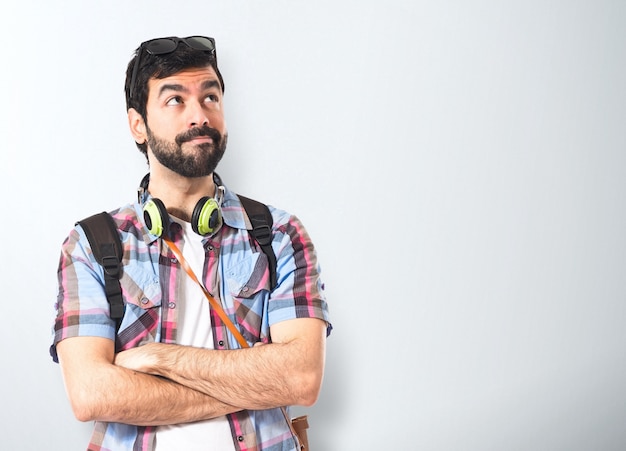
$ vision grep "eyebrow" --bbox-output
[201,80,221,91]
[158,79,221,97]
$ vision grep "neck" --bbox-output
[146,166,216,222]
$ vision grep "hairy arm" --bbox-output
[115,318,327,410]
[56,336,242,426]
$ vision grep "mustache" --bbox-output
[175,125,222,146]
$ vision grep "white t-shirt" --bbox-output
[155,220,235,451]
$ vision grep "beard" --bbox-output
[146,124,228,178]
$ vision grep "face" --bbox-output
[133,66,228,178]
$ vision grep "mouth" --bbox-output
[188,136,214,144]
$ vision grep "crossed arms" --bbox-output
[56,317,326,426]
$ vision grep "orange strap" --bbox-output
[162,237,250,349]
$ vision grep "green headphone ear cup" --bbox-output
[191,197,222,236]
[143,198,169,237]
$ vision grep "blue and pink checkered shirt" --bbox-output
[51,181,331,450]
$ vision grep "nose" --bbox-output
[188,100,210,128]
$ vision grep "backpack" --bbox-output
[77,195,277,332]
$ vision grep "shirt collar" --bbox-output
[220,184,250,231]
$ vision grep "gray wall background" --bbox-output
[1,1,625,450]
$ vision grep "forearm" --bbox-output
[57,337,241,426]
[118,319,326,410]
[75,364,241,425]
[151,344,305,410]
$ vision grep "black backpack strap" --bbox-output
[238,195,278,290]
[77,212,125,331]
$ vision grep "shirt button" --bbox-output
[208,245,214,251]
[218,340,224,347]
[242,286,249,293]
[170,258,177,264]
[141,297,149,305]
[237,436,244,442]
[168,302,176,309]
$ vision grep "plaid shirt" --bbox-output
[51,182,331,451]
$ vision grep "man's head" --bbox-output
[125,36,225,157]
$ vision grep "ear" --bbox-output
[128,108,147,144]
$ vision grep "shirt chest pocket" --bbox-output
[225,252,271,311]
[224,252,270,332]
[120,269,162,310]
[114,270,162,349]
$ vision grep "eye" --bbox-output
[205,94,220,104]
[165,96,183,106]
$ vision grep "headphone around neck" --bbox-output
[138,174,223,238]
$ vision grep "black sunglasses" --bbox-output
[129,36,217,100]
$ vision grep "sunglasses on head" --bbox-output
[129,36,217,100]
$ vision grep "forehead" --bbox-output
[147,65,221,96]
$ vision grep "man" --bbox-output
[50,35,331,450]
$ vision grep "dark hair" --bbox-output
[124,37,225,156]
